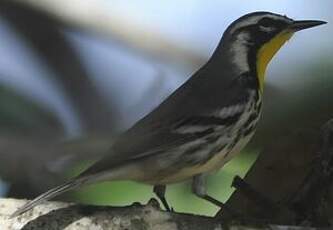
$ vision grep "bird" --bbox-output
[11,11,326,218]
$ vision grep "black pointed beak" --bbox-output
[289,20,327,31]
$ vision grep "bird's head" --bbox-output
[220,12,326,92]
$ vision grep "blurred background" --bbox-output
[0,0,331,216]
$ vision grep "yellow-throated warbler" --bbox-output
[11,11,326,217]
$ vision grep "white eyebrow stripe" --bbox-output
[259,25,275,32]
[228,14,287,34]
[229,16,262,34]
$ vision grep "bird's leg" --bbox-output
[153,185,172,212]
[192,174,223,207]
[192,174,240,217]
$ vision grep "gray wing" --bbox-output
[80,66,249,176]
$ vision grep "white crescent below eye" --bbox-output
[259,25,275,32]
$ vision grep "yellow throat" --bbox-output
[257,31,294,92]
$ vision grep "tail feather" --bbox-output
[10,178,86,218]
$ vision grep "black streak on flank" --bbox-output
[205,134,220,144]
[183,144,205,156]
[192,128,215,138]
[243,113,258,128]
[212,144,227,154]
[243,125,255,137]
[175,113,243,130]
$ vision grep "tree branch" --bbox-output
[0,198,319,230]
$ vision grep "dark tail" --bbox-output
[10,177,87,218]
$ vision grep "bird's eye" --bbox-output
[258,17,274,27]
[258,17,276,32]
